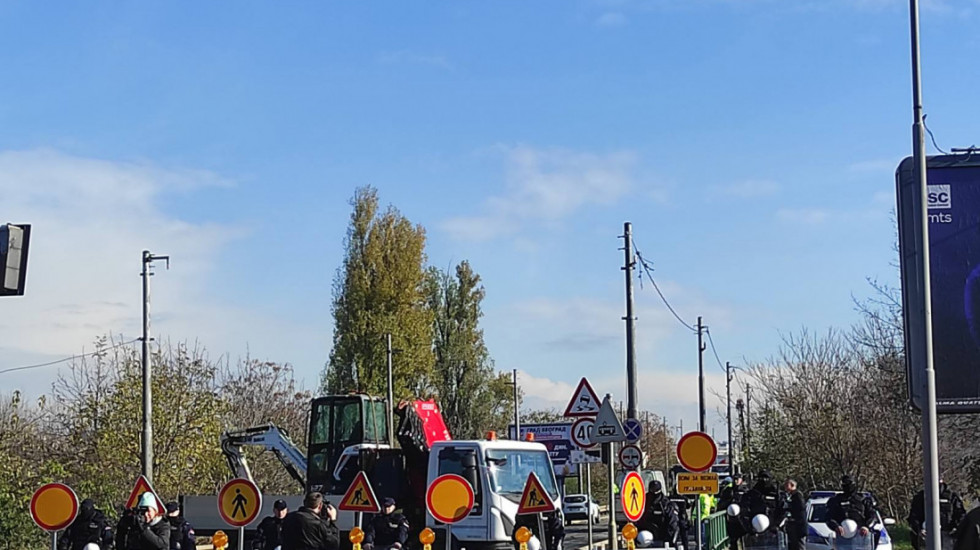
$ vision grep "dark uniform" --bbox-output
[365,498,409,550]
[514,510,565,550]
[59,499,113,550]
[669,489,692,550]
[638,481,680,546]
[740,472,782,534]
[826,476,875,536]
[282,506,339,550]
[910,483,967,550]
[783,488,806,550]
[254,500,288,550]
[954,506,980,550]
[164,503,196,550]
[719,477,747,550]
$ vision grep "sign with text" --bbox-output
[897,155,980,412]
[676,473,719,495]
[509,423,577,475]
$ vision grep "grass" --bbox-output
[891,525,915,550]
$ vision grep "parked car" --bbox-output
[563,494,601,525]
[806,492,896,550]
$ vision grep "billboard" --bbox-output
[897,154,980,412]
[508,423,577,476]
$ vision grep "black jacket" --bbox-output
[910,488,967,533]
[116,513,170,550]
[826,491,875,531]
[253,516,285,550]
[955,507,980,550]
[167,515,195,550]
[281,507,339,550]
[365,512,409,548]
[741,482,782,532]
[60,501,113,550]
[784,491,806,531]
[637,493,680,544]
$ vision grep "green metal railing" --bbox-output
[704,511,729,550]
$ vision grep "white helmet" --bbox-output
[637,531,654,548]
[528,536,542,550]
[751,514,770,534]
[841,519,859,539]
[727,504,741,517]
[83,545,100,550]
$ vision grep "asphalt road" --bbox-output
[565,513,612,550]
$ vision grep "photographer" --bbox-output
[115,493,170,550]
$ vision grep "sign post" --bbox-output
[677,432,718,550]
[340,471,381,529]
[218,478,262,550]
[31,483,79,550]
[592,395,626,550]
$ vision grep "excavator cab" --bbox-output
[306,394,393,494]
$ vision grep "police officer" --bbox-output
[115,493,170,550]
[282,492,339,550]
[826,475,875,539]
[59,498,113,550]
[718,475,746,550]
[910,480,966,550]
[165,502,195,550]
[669,487,692,550]
[638,481,680,547]
[740,471,781,533]
[365,498,409,550]
[254,499,288,550]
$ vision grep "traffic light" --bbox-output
[0,223,30,296]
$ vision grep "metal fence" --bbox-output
[704,511,729,550]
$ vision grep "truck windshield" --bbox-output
[486,449,559,504]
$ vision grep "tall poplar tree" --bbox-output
[325,187,434,398]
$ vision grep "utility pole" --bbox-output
[736,398,745,461]
[512,369,520,435]
[386,333,395,446]
[745,384,752,455]
[141,250,169,484]
[697,317,706,433]
[908,2,942,549]
[726,362,734,473]
[663,416,669,470]
[622,222,638,420]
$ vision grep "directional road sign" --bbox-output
[218,478,262,527]
[676,473,719,495]
[125,475,165,514]
[517,472,554,515]
[30,483,79,532]
[571,417,596,449]
[619,444,642,470]
[591,395,626,444]
[621,471,645,523]
[623,418,643,443]
[509,423,578,475]
[564,378,601,417]
[340,471,381,513]
[676,432,718,473]
[426,474,475,524]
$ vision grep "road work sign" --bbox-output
[340,471,381,513]
[621,471,645,522]
[517,472,554,514]
[125,475,165,513]
[676,431,717,472]
[676,473,719,495]
[218,478,262,527]
[30,483,79,532]
[426,474,475,524]
[564,378,602,417]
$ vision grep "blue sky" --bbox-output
[1,0,977,436]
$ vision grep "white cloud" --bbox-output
[596,12,628,26]
[442,146,639,241]
[709,180,780,199]
[0,149,325,395]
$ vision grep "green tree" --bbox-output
[426,261,512,438]
[324,187,434,398]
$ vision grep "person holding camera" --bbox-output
[115,493,170,550]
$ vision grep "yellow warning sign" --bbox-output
[339,471,381,513]
[218,478,262,527]
[621,471,645,522]
[517,472,554,514]
[676,473,719,495]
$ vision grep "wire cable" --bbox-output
[632,243,696,333]
[705,328,728,375]
[0,338,140,375]
[924,114,949,155]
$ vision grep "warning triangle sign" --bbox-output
[563,378,601,417]
[339,471,380,513]
[125,475,165,513]
[517,472,555,515]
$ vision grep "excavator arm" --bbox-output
[220,424,307,489]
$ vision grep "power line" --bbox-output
[632,243,696,333]
[705,328,728,375]
[924,114,949,155]
[0,338,140,375]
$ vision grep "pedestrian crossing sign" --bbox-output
[340,471,381,513]
[218,478,262,527]
[517,472,555,515]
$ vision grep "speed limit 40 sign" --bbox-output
[571,417,596,449]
